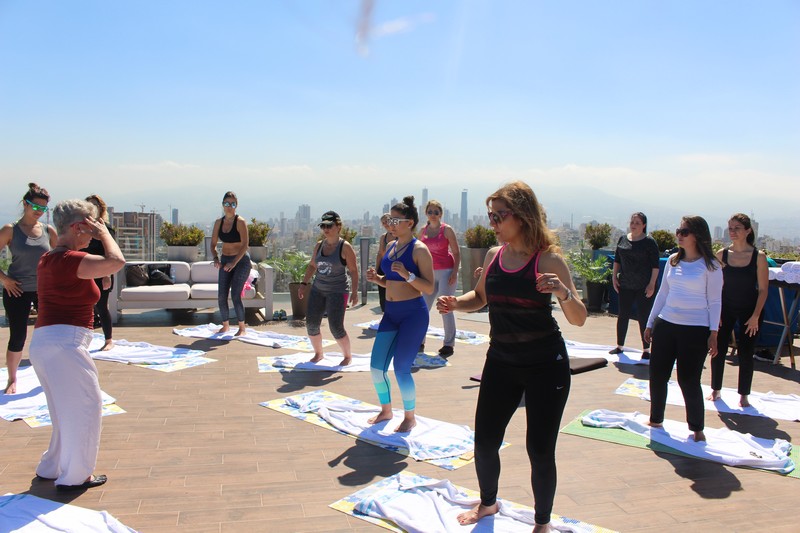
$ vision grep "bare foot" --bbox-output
[394,417,416,433]
[4,380,16,395]
[648,421,663,428]
[533,523,554,533]
[100,340,114,351]
[693,430,706,442]
[216,326,230,334]
[234,327,246,337]
[368,410,393,425]
[309,354,324,363]
[740,395,750,408]
[457,503,499,525]
[339,356,352,366]
[707,390,721,401]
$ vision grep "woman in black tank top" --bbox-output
[436,181,586,531]
[707,213,769,407]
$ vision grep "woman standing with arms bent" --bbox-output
[365,196,434,433]
[82,194,117,351]
[210,192,250,336]
[0,183,57,394]
[437,181,586,531]
[610,212,660,358]
[30,199,125,490]
[707,213,768,407]
[644,216,722,442]
[419,200,460,356]
[298,211,359,366]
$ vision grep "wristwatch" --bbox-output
[406,272,416,283]
[557,288,574,302]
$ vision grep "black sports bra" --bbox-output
[218,215,241,243]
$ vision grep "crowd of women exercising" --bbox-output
[1,180,766,530]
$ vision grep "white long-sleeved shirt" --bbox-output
[646,255,723,330]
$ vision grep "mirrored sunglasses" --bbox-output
[675,228,692,237]
[25,199,49,212]
[487,209,512,224]
[222,201,237,208]
[387,218,410,226]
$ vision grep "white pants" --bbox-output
[29,325,102,486]
[422,268,457,346]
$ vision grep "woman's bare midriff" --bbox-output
[385,280,421,302]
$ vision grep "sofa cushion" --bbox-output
[120,284,191,302]
[191,283,256,300]
[191,262,219,283]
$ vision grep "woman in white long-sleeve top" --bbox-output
[644,215,722,442]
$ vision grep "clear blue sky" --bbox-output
[1,1,798,236]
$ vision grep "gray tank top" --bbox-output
[7,222,51,292]
[312,239,349,294]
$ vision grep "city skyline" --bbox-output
[1,2,798,238]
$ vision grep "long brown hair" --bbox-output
[486,181,559,254]
[730,212,755,245]
[85,194,109,223]
[671,215,718,270]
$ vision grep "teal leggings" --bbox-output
[370,297,429,411]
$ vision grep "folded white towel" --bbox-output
[780,261,800,273]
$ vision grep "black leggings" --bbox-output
[616,288,654,349]
[94,278,113,340]
[711,305,761,395]
[649,318,709,431]
[3,289,37,352]
[474,351,570,525]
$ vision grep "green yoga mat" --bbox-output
[560,410,799,479]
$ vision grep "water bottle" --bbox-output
[170,267,177,284]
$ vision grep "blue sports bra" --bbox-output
[381,238,420,281]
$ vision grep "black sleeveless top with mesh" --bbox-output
[485,246,563,365]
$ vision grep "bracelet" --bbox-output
[300,282,308,285]
[406,272,416,283]
[557,288,574,302]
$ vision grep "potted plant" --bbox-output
[340,226,357,244]
[266,250,311,319]
[160,222,206,262]
[650,229,677,256]
[584,223,612,256]
[569,250,611,312]
[461,224,498,293]
[247,218,272,262]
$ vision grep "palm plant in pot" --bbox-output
[247,218,272,262]
[160,223,206,262]
[568,250,611,312]
[461,224,498,293]
[266,250,311,319]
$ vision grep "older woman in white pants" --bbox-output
[30,199,124,490]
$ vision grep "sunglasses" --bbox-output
[319,222,335,229]
[487,209,512,225]
[387,218,410,226]
[675,228,692,237]
[426,210,441,216]
[222,201,237,208]
[727,226,745,233]
[25,199,49,212]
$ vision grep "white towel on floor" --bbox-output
[291,398,475,461]
[632,378,800,421]
[272,352,372,372]
[582,409,795,473]
[88,334,206,365]
[354,476,592,533]
[0,493,136,532]
[0,366,115,421]
[236,329,312,348]
[172,323,244,340]
[564,339,648,365]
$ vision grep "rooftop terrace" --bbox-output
[1,294,798,532]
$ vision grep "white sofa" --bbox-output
[109,261,273,324]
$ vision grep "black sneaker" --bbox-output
[438,345,454,357]
[608,347,623,355]
[419,344,425,353]
[641,351,650,360]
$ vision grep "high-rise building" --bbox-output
[421,188,428,209]
[714,226,723,240]
[110,209,164,260]
[172,208,179,225]
[297,204,311,231]
[460,189,468,232]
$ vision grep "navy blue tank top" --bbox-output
[381,238,420,281]
[721,247,759,310]
[485,246,562,364]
